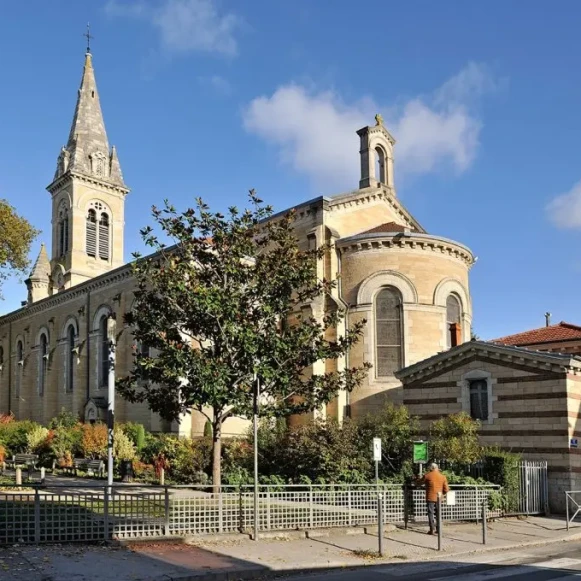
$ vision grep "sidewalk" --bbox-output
[0,516,580,581]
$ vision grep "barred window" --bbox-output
[446,294,462,349]
[39,333,48,397]
[469,379,488,420]
[66,325,75,393]
[86,209,97,257]
[375,287,403,377]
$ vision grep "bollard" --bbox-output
[377,493,384,557]
[159,467,165,486]
[15,467,22,486]
[40,467,45,484]
[482,500,487,544]
[437,493,442,551]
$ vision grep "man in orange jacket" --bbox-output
[417,463,449,535]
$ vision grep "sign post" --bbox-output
[373,438,382,484]
[372,438,383,556]
[413,441,428,477]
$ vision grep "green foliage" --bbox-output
[49,409,79,430]
[203,421,213,439]
[118,192,369,486]
[123,423,146,452]
[26,426,49,453]
[0,199,39,297]
[357,401,419,477]
[113,428,137,461]
[0,420,40,455]
[50,425,82,463]
[482,448,521,512]
[430,412,482,464]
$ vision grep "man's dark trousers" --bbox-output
[427,501,438,533]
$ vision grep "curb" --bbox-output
[144,528,581,581]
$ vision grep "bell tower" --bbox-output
[46,48,129,291]
[357,114,396,193]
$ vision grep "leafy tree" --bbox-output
[118,192,369,487]
[0,200,39,296]
[430,412,482,464]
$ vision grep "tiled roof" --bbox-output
[359,222,416,235]
[493,322,581,346]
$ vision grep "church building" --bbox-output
[0,49,475,435]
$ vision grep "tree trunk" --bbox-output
[212,421,222,493]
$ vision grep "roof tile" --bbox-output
[493,322,581,346]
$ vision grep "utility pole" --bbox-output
[107,314,117,494]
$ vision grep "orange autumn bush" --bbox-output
[81,423,108,459]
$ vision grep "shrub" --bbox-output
[0,420,41,455]
[0,445,6,463]
[430,412,482,464]
[50,425,82,463]
[133,460,156,482]
[122,423,146,452]
[81,423,108,459]
[482,448,521,512]
[114,428,136,461]
[49,409,79,430]
[26,426,49,453]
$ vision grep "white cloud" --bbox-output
[546,180,581,229]
[106,0,242,57]
[243,63,496,191]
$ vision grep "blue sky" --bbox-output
[0,0,580,339]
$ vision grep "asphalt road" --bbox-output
[277,541,581,580]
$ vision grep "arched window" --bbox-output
[86,209,97,257]
[38,333,48,397]
[446,294,462,349]
[99,315,109,388]
[375,147,386,185]
[375,287,403,377]
[15,340,23,397]
[66,325,75,393]
[98,213,110,261]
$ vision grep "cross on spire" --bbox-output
[83,23,94,54]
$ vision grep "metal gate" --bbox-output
[518,461,548,515]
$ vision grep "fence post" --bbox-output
[104,486,110,541]
[164,486,170,537]
[238,488,244,533]
[482,498,487,544]
[567,493,570,531]
[309,486,314,529]
[377,493,384,557]
[475,487,479,523]
[266,489,271,531]
[437,493,442,551]
[347,488,352,527]
[218,489,223,534]
[404,485,409,529]
[34,488,40,543]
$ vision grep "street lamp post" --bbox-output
[253,373,260,542]
[107,314,117,494]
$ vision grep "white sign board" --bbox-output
[373,438,382,462]
[445,491,456,505]
[571,438,579,449]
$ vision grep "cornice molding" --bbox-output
[338,234,474,267]
[0,265,133,325]
[46,171,130,197]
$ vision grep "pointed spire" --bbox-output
[53,52,126,189]
[29,244,51,281]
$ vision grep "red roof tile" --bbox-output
[493,322,581,346]
[359,222,416,235]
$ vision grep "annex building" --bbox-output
[0,50,475,435]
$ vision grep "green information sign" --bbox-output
[413,441,428,464]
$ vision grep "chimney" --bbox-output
[545,312,552,327]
